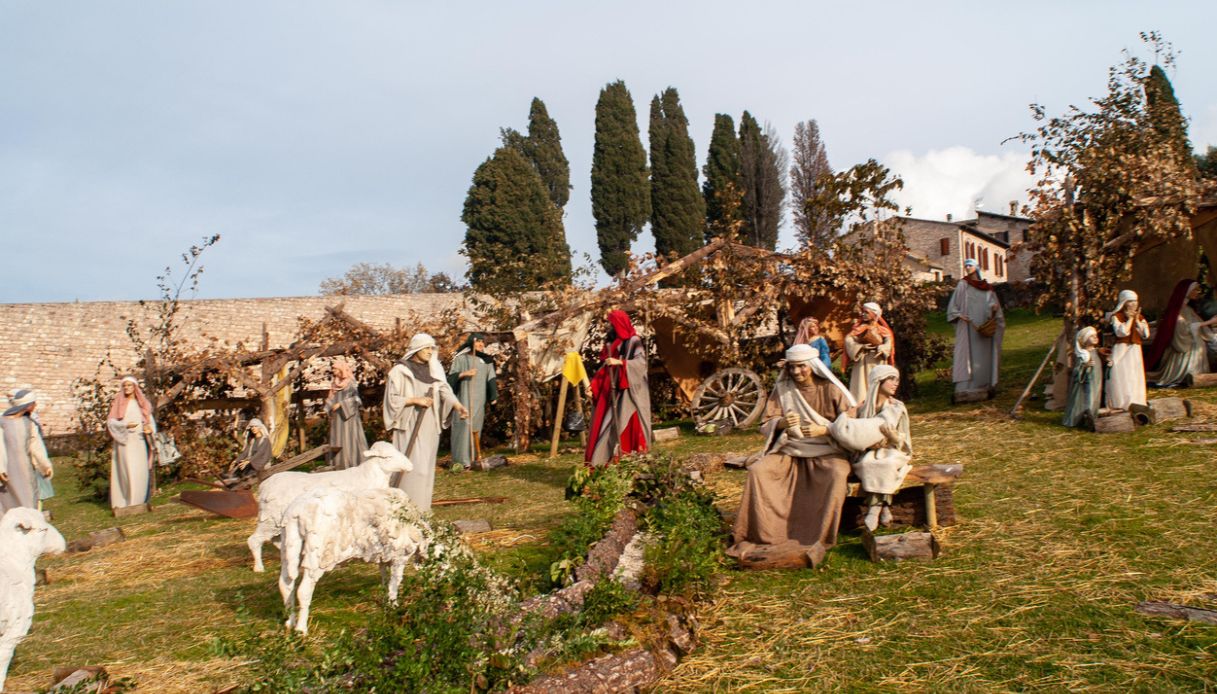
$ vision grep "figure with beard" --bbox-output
[447,333,498,468]
[947,258,1004,399]
[383,333,467,512]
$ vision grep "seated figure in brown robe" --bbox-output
[728,343,856,568]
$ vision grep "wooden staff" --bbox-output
[1009,331,1064,418]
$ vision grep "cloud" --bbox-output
[882,147,1035,221]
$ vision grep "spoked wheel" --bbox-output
[691,368,766,428]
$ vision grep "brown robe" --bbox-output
[729,375,852,567]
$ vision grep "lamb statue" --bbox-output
[247,441,412,572]
[278,486,430,635]
[1,508,67,692]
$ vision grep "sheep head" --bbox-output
[1,507,67,559]
[362,441,414,475]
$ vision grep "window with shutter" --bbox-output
[940,238,950,256]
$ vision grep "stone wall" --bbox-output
[0,293,467,435]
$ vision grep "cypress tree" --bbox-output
[738,112,785,250]
[500,98,571,209]
[1144,64,1194,170]
[461,146,571,292]
[591,80,650,277]
[648,87,705,260]
[703,114,743,240]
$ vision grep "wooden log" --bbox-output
[1135,600,1217,625]
[1191,372,1217,388]
[862,531,941,562]
[112,503,152,518]
[952,388,990,404]
[734,541,826,570]
[1149,397,1192,423]
[905,464,964,486]
[258,443,336,479]
[653,426,681,443]
[1093,411,1136,433]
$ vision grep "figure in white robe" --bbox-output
[0,391,54,513]
[843,302,895,404]
[947,259,1005,398]
[830,364,911,531]
[107,376,155,509]
[447,333,498,468]
[383,333,467,513]
[1105,290,1150,410]
[1147,280,1217,387]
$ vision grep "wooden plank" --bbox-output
[1171,423,1217,432]
[259,444,336,479]
[1135,601,1217,625]
[905,464,964,486]
[432,496,508,507]
[112,503,152,518]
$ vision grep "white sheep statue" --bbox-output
[1,507,66,692]
[278,486,430,636]
[247,441,412,572]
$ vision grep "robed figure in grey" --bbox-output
[325,360,368,470]
[947,258,1005,399]
[383,333,467,513]
[585,310,653,466]
[447,333,498,468]
[0,390,54,513]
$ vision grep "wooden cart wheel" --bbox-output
[691,368,766,428]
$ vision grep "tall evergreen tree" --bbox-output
[790,119,834,247]
[502,98,571,209]
[461,146,571,292]
[1144,64,1193,169]
[648,87,705,260]
[591,80,651,276]
[703,113,743,240]
[738,112,787,250]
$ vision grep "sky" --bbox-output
[2,1,1215,303]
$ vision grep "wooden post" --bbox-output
[549,378,570,459]
[923,484,938,530]
[260,321,269,351]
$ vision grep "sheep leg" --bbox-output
[247,523,278,573]
[278,563,298,631]
[386,561,406,605]
[0,634,19,692]
[292,570,321,636]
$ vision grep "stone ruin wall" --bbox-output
[0,293,466,435]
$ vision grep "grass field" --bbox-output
[8,310,1217,692]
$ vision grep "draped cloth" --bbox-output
[1106,308,1149,410]
[946,278,1005,393]
[1063,333,1103,428]
[728,373,852,567]
[585,311,652,466]
[383,341,460,513]
[844,318,894,404]
[830,364,912,496]
[0,415,52,512]
[108,398,151,509]
[236,419,273,472]
[1148,281,1212,386]
[326,381,368,470]
[447,350,497,467]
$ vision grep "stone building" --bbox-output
[897,210,1032,284]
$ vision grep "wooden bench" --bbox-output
[840,463,963,532]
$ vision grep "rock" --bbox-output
[471,455,508,471]
[66,527,126,554]
[453,519,492,534]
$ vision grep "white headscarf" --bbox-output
[859,364,900,418]
[1073,326,1098,365]
[784,344,857,407]
[1107,290,1138,320]
[402,333,446,381]
[863,302,882,317]
[246,417,269,437]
